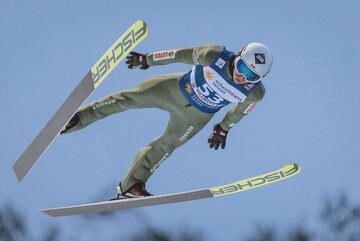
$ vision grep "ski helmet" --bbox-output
[234,42,273,83]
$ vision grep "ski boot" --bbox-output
[111,182,153,200]
[61,113,80,134]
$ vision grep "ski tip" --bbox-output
[134,20,149,35]
[282,163,301,176]
[289,163,302,173]
[136,19,147,26]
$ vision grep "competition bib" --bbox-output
[179,48,259,113]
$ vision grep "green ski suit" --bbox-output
[63,44,265,191]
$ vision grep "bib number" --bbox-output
[198,83,224,104]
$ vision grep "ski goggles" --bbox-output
[234,57,262,83]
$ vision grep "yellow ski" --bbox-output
[41,163,301,217]
[13,20,148,182]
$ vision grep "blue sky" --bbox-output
[1,0,360,240]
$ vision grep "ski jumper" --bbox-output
[63,45,265,191]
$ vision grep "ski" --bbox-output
[13,20,148,182]
[40,163,301,217]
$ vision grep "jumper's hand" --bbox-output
[125,51,149,69]
[208,124,228,150]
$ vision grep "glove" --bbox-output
[61,113,80,134]
[125,51,149,69]
[208,124,228,150]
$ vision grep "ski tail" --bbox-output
[13,20,148,182]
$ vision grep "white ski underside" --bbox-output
[41,189,212,217]
[13,72,94,182]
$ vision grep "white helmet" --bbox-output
[234,42,273,83]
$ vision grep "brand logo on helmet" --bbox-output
[255,53,265,64]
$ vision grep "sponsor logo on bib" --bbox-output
[215,58,226,68]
